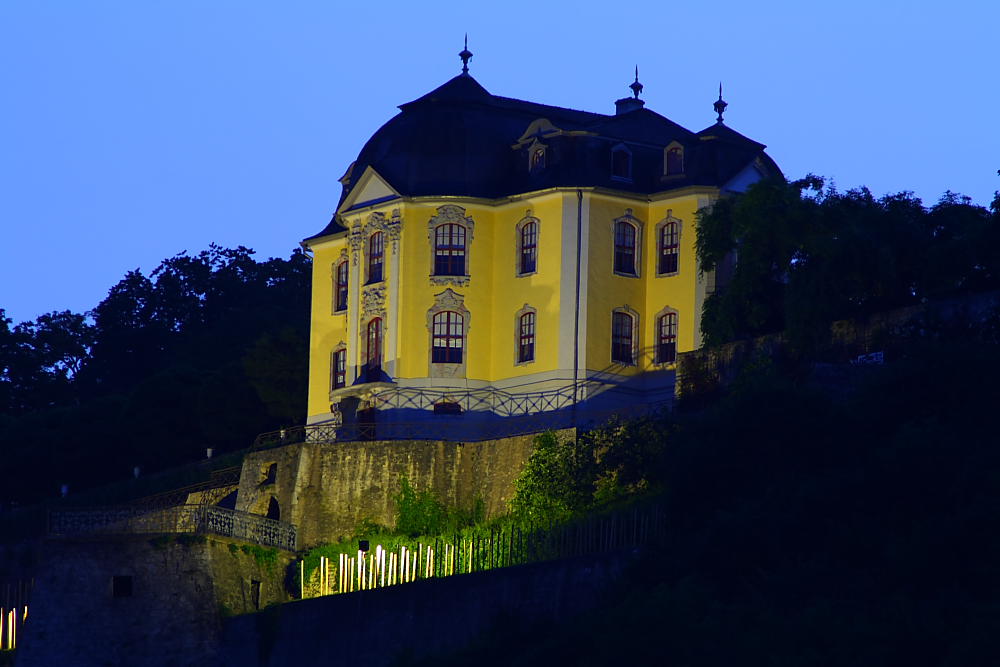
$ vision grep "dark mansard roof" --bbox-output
[309,72,780,239]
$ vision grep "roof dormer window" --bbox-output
[665,142,684,176]
[529,144,546,171]
[611,144,632,181]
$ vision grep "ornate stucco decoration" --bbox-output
[348,221,364,265]
[361,284,387,320]
[427,205,475,287]
[387,209,402,254]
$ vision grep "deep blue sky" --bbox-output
[2,1,997,324]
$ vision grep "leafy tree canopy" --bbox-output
[696,176,1000,348]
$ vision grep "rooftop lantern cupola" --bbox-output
[615,67,646,115]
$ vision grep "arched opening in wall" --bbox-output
[217,489,238,509]
[260,462,277,485]
[266,496,280,521]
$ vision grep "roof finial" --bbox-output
[714,82,728,122]
[629,66,644,99]
[459,34,473,75]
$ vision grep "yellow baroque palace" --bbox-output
[302,53,780,438]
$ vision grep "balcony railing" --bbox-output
[48,504,297,552]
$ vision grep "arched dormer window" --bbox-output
[334,259,349,311]
[431,311,464,364]
[367,232,384,284]
[611,144,632,181]
[664,142,684,176]
[434,223,466,276]
[611,308,638,366]
[655,310,678,364]
[516,214,539,276]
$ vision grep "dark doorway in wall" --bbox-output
[358,407,376,441]
[266,496,280,521]
[112,575,133,598]
[250,579,261,610]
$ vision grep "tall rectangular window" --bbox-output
[434,224,466,276]
[518,312,535,363]
[519,221,537,274]
[658,222,679,275]
[611,311,634,364]
[657,313,677,364]
[366,318,382,381]
[432,311,463,363]
[367,232,384,284]
[614,221,637,275]
[332,349,346,389]
[335,261,349,311]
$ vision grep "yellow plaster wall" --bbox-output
[306,236,348,417]
[585,193,648,375]
[304,187,719,422]
[644,194,704,360]
[487,193,564,380]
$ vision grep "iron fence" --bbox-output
[48,504,297,551]
[251,400,669,452]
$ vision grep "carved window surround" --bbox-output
[654,210,682,278]
[611,305,641,367]
[426,288,471,379]
[513,303,537,366]
[612,208,644,278]
[515,210,540,277]
[349,209,402,266]
[427,205,475,287]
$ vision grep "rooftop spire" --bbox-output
[714,82,728,122]
[459,34,473,75]
[629,66,644,99]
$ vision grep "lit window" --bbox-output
[656,312,677,364]
[614,220,638,275]
[658,221,679,274]
[665,146,684,175]
[367,232,384,284]
[519,220,537,275]
[432,311,463,363]
[434,224,466,276]
[332,348,346,389]
[611,311,634,365]
[518,311,535,363]
[334,260,348,311]
[366,318,382,378]
[611,146,631,180]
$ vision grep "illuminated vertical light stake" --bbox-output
[418,543,423,579]
[378,546,386,588]
[357,550,364,590]
[299,560,305,599]
[368,553,373,589]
